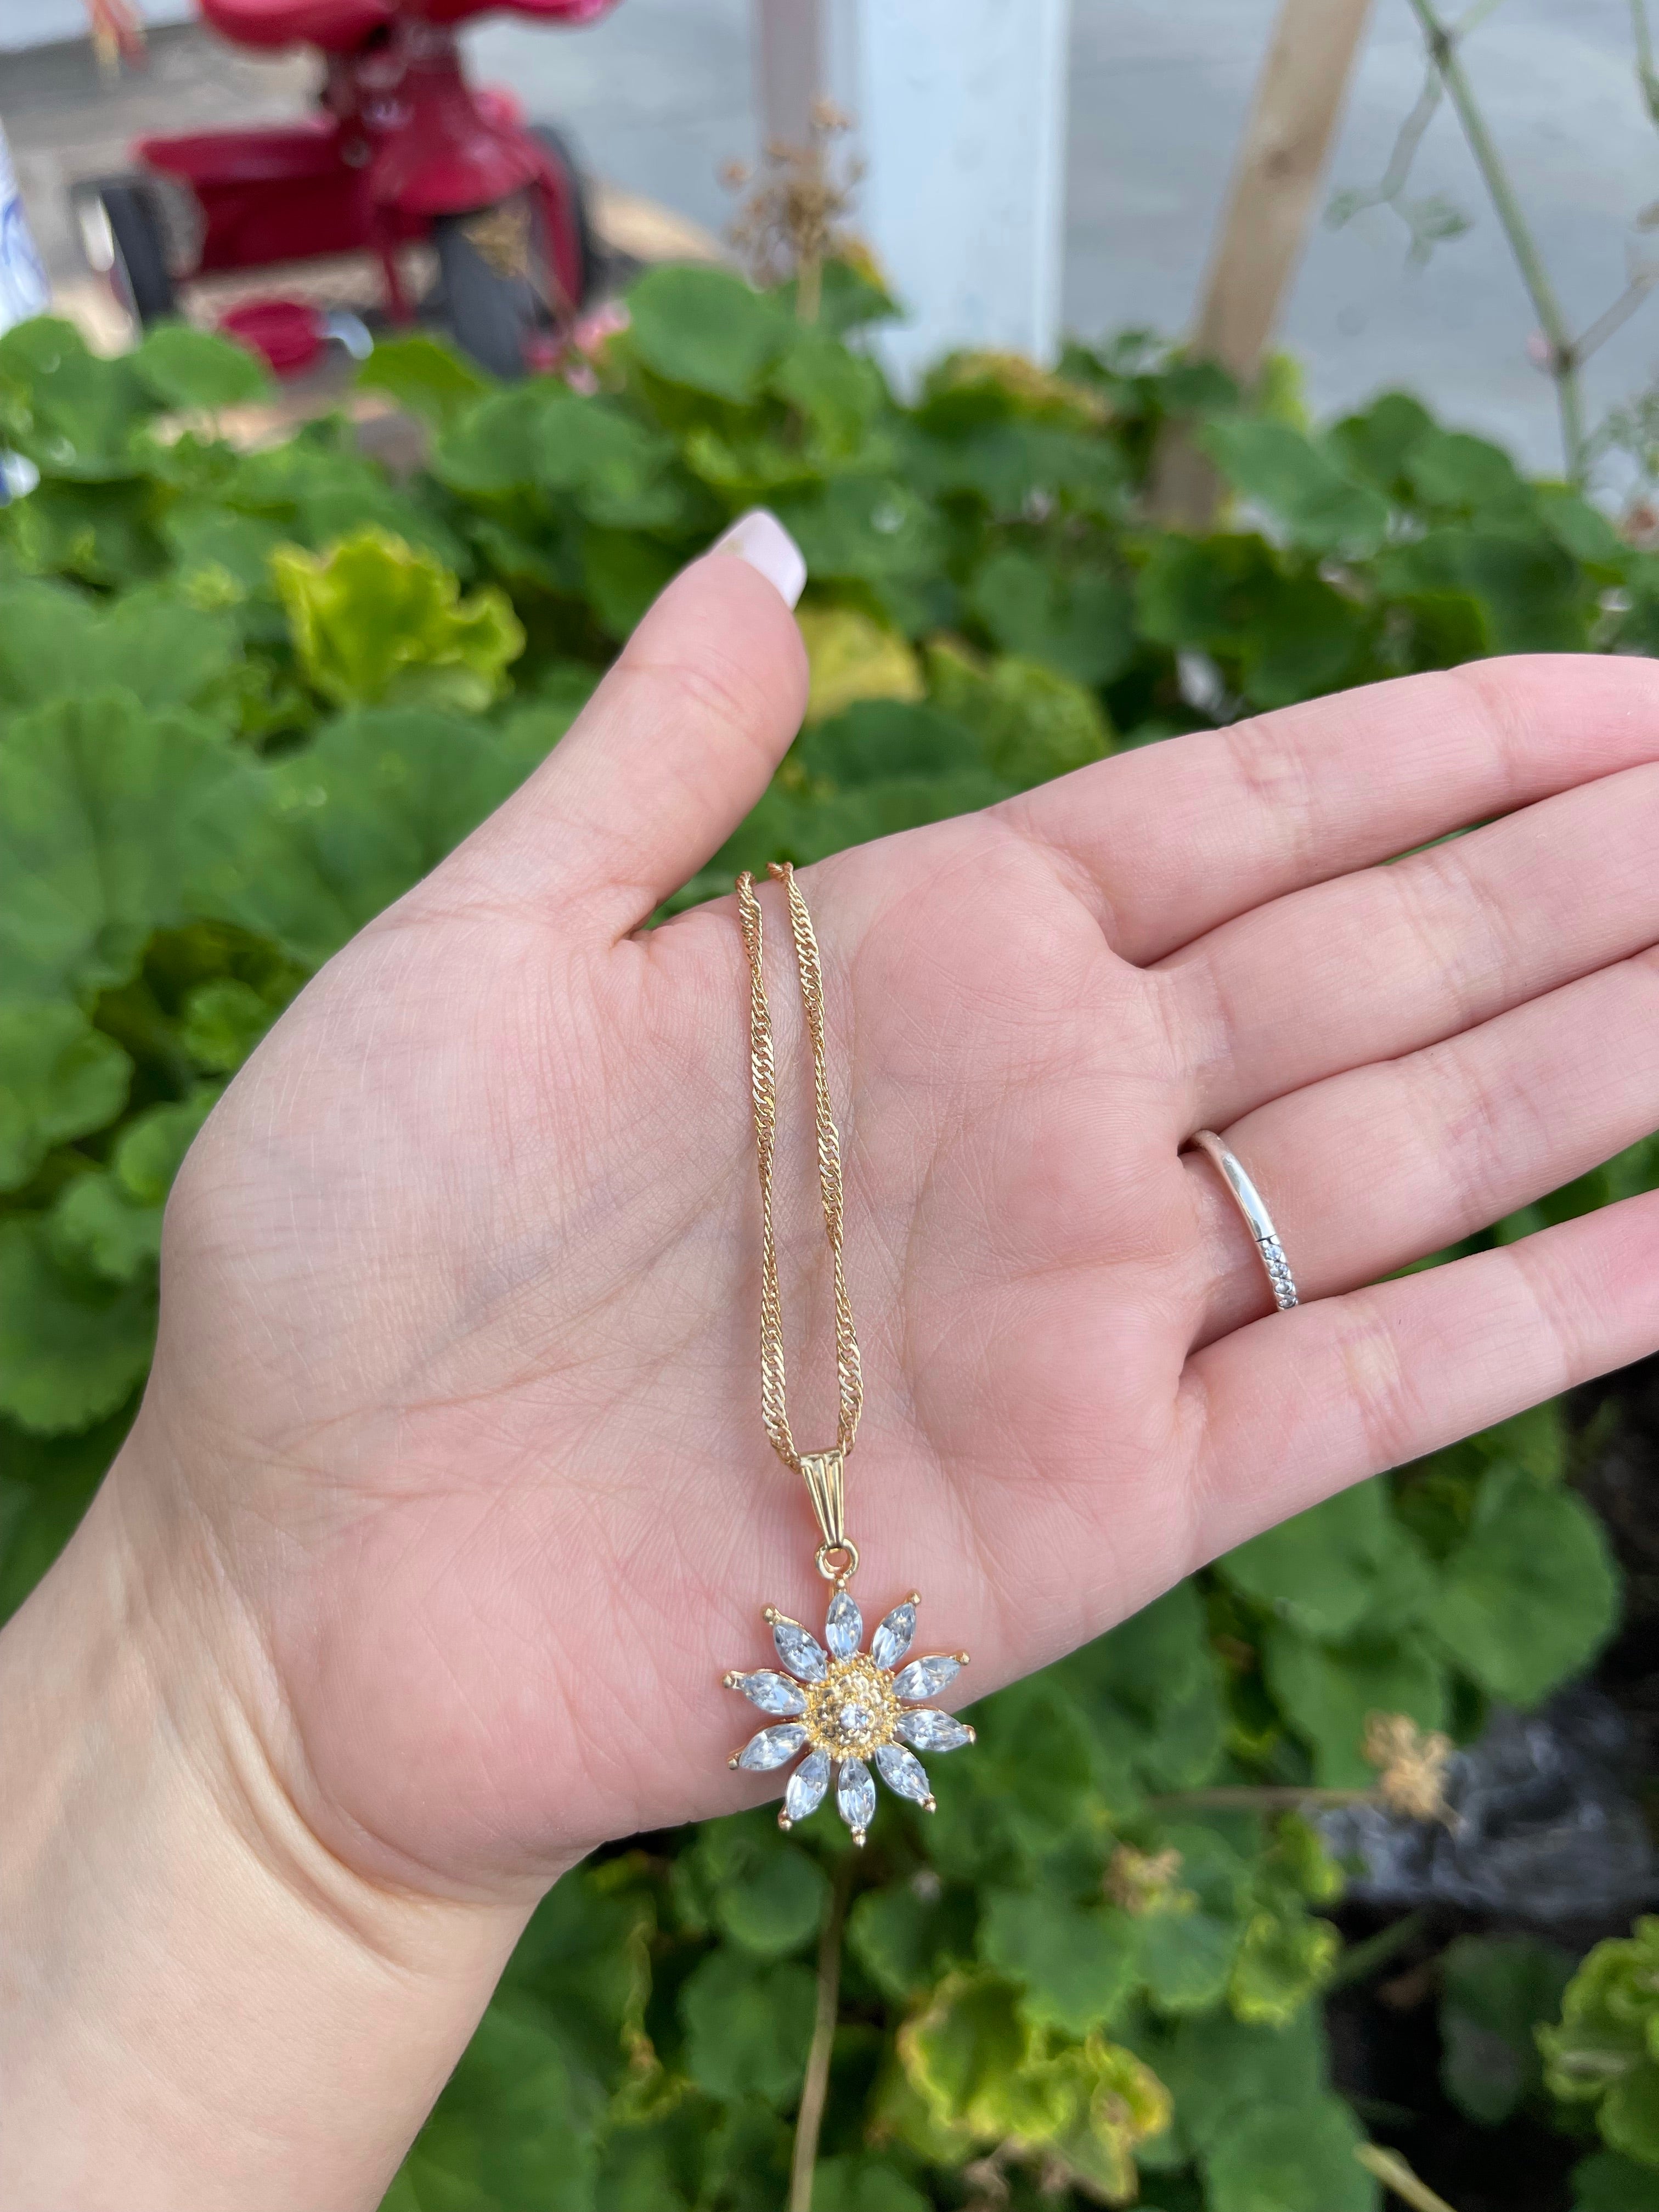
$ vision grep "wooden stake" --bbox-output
[1153,0,1376,525]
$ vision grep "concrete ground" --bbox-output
[6,1,1659,477]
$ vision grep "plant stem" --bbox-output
[1147,1785,1381,1812]
[1326,1909,1429,1991]
[789,1853,855,2212]
[1634,0,1659,125]
[1407,0,1587,477]
[1356,2143,1463,2212]
[796,253,822,325]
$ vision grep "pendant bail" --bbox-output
[799,1447,848,1553]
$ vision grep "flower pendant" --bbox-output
[724,1589,974,1844]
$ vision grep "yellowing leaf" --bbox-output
[272,527,524,710]
[796,605,924,724]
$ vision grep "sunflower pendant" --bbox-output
[724,1589,974,1844]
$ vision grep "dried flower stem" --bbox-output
[1357,2143,1463,2212]
[788,1851,856,2212]
[726,99,864,324]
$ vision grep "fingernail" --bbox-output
[709,507,807,610]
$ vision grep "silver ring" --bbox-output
[1189,1129,1299,1311]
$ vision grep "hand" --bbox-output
[12,525,1659,2207]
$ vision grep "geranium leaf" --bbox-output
[1434,1466,1618,1705]
[0,1003,130,1190]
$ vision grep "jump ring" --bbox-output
[815,1539,860,1584]
[1188,1129,1299,1311]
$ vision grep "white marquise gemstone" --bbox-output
[826,1589,863,1660]
[875,1741,933,1805]
[896,1707,974,1753]
[870,1601,917,1672]
[837,1757,877,1836]
[893,1654,961,1701]
[785,1748,831,1822]
[730,1669,807,1717]
[737,1723,809,1771]
[772,1617,828,1683]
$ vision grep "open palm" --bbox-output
[128,547,1659,1903]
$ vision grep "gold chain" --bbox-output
[736,862,864,1578]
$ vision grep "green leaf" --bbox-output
[499,1864,653,2083]
[48,1090,217,1285]
[694,1811,831,1959]
[0,692,244,1006]
[580,527,681,639]
[679,1948,816,2108]
[1143,2004,1326,2155]
[623,264,793,403]
[431,381,554,496]
[0,1215,156,1434]
[926,1676,1096,1883]
[798,699,977,787]
[1542,1918,1659,2168]
[849,1877,976,2003]
[1262,1621,1448,1787]
[967,548,1136,686]
[1136,534,1371,707]
[896,1971,1052,2143]
[770,329,888,460]
[132,322,271,413]
[1434,1465,1618,1704]
[1403,426,1528,515]
[1375,526,1591,653]
[0,317,156,479]
[396,1997,603,2211]
[1227,1908,1340,2027]
[0,1004,131,1190]
[534,396,697,531]
[1328,392,1436,498]
[357,334,495,430]
[1202,2095,1376,2212]
[179,979,275,1073]
[924,638,1111,788]
[1057,1582,1226,1793]
[1203,417,1389,557]
[1221,1479,1436,1642]
[1440,1933,1575,2125]
[0,576,241,716]
[772,477,949,632]
[201,706,535,967]
[272,528,523,709]
[1137,1901,1241,2016]
[810,2155,931,2212]
[980,1888,1137,2036]
[1574,2150,1659,2209]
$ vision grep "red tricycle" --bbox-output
[71,0,617,376]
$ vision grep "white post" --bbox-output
[829,0,1071,383]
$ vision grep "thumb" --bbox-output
[444,510,809,935]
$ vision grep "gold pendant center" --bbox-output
[803,1653,900,1760]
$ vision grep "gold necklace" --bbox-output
[722,862,974,1844]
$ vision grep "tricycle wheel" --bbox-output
[76,179,176,325]
[433,202,540,378]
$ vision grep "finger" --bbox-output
[437,514,808,935]
[1163,759,1659,1127]
[1008,654,1659,965]
[1184,943,1659,1342]
[1180,1189,1659,1565]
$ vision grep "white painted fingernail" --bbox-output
[709,507,807,610]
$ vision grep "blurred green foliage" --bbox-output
[0,266,1650,2207]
